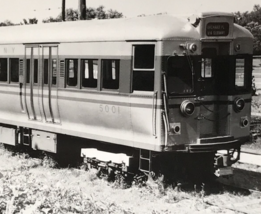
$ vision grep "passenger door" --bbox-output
[22,45,60,123]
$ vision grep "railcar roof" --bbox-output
[0,15,200,44]
[233,24,254,39]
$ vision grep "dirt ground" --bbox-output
[0,146,261,214]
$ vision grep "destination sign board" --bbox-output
[206,22,229,36]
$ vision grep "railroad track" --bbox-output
[214,158,261,214]
[203,197,261,214]
[214,132,261,214]
[217,147,261,191]
[215,167,261,214]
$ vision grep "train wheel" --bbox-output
[107,167,115,182]
[114,173,128,189]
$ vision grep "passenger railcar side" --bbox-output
[0,13,254,180]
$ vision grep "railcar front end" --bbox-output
[156,12,253,176]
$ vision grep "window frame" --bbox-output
[0,58,8,83]
[235,58,246,88]
[101,59,120,91]
[43,58,49,85]
[201,58,213,78]
[52,59,57,86]
[9,58,19,84]
[33,58,38,85]
[80,59,98,89]
[166,56,194,95]
[65,58,79,88]
[132,44,156,92]
[234,55,252,93]
[132,45,155,71]
[25,58,30,84]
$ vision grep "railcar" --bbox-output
[0,12,254,181]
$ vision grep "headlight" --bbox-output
[233,98,245,112]
[180,100,195,116]
[241,117,249,127]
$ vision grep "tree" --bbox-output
[106,9,123,19]
[43,9,78,23]
[246,22,261,54]
[96,6,106,19]
[42,16,62,23]
[43,6,123,23]
[21,18,38,25]
[0,20,14,26]
[234,4,261,54]
[86,7,97,19]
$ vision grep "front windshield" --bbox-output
[167,56,194,94]
[199,55,252,95]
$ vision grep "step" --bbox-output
[200,136,234,144]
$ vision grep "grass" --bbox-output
[1,145,261,214]
[247,96,261,150]
[251,95,261,113]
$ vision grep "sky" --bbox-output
[0,0,260,23]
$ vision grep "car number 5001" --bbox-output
[99,104,120,114]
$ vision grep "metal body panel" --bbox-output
[0,127,16,146]
[0,15,200,44]
[0,84,165,151]
[31,130,57,153]
[167,97,199,145]
[230,94,251,139]
[0,13,254,155]
[81,148,132,166]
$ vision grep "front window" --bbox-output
[197,55,252,95]
[201,58,213,78]
[235,58,245,87]
[167,56,194,94]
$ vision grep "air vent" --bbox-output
[19,59,23,76]
[60,60,65,78]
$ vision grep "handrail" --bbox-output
[152,90,157,137]
[162,72,170,132]
[162,112,168,148]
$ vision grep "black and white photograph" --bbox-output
[0,0,261,213]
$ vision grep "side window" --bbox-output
[66,59,78,87]
[42,59,57,85]
[26,59,38,84]
[81,59,98,88]
[52,59,57,85]
[134,45,155,69]
[26,59,30,84]
[102,59,119,90]
[0,58,8,82]
[10,58,19,83]
[201,58,212,78]
[235,58,245,87]
[34,59,38,84]
[132,45,155,91]
[43,59,48,85]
